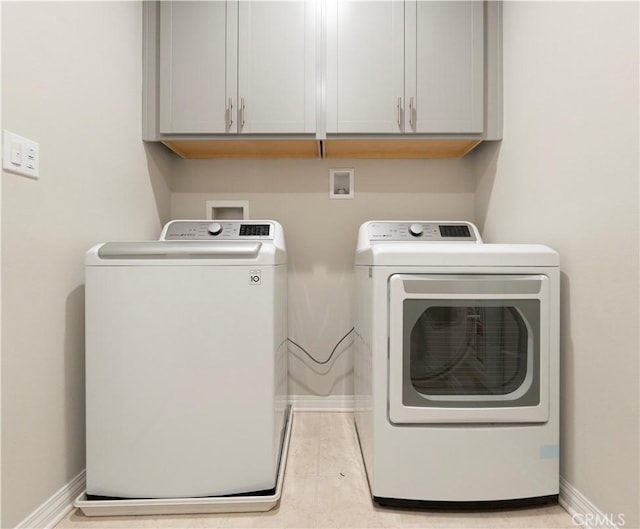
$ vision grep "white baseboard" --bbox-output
[290,395,355,411]
[16,470,85,529]
[560,477,624,529]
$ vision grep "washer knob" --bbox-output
[409,223,424,237]
[207,222,223,236]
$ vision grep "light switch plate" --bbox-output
[3,130,40,179]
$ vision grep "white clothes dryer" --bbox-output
[85,220,289,501]
[354,221,560,506]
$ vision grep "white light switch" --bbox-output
[10,141,23,165]
[3,130,40,179]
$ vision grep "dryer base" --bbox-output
[374,494,559,510]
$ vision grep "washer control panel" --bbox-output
[367,221,480,242]
[161,221,274,240]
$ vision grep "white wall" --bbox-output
[472,1,639,526]
[1,2,172,527]
[171,158,476,397]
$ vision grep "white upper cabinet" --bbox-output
[160,1,231,134]
[238,2,316,134]
[325,1,404,133]
[326,0,484,135]
[159,0,316,135]
[151,0,498,148]
[406,1,484,133]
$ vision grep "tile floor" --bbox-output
[57,412,577,529]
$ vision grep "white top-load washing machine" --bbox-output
[354,221,560,506]
[84,220,289,502]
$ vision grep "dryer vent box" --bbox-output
[206,200,249,220]
[329,168,354,199]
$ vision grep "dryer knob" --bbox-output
[409,223,424,237]
[207,222,223,236]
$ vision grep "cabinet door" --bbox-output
[159,1,237,134]
[326,0,404,133]
[237,1,316,134]
[405,1,484,133]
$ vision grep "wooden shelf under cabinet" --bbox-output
[160,138,482,160]
[323,139,481,159]
[162,139,322,159]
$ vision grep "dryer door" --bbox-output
[388,274,550,424]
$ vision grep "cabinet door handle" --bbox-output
[240,97,246,128]
[397,97,402,128]
[409,97,414,128]
[227,98,234,128]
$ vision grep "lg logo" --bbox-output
[249,270,261,285]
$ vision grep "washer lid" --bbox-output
[86,240,285,266]
[87,220,287,266]
[98,241,261,259]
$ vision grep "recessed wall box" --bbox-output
[329,168,354,199]
[206,200,250,220]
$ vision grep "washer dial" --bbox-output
[409,223,424,237]
[207,222,223,236]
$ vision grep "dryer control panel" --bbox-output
[160,220,275,240]
[366,221,481,242]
